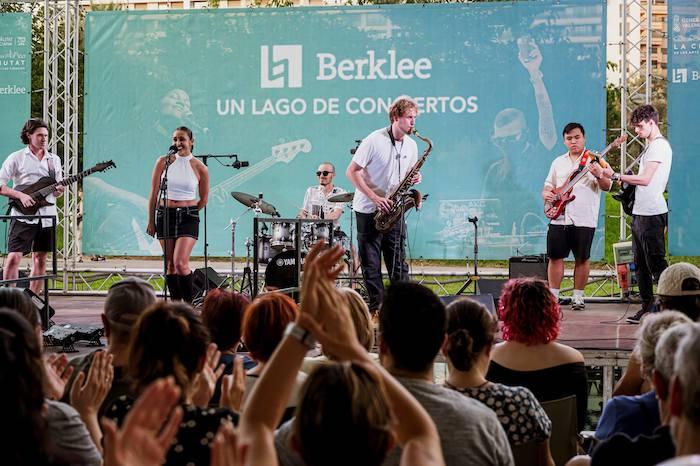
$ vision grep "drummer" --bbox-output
[298,162,346,222]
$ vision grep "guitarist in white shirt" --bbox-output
[602,105,672,323]
[0,118,64,295]
[542,123,612,310]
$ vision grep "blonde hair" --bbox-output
[338,288,374,352]
[635,310,692,378]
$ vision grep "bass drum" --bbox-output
[264,250,305,291]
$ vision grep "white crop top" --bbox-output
[162,155,198,200]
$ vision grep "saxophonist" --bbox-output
[346,96,422,315]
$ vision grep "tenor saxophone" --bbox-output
[374,128,433,232]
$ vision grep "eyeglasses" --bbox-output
[316,171,333,176]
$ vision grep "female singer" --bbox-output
[147,127,209,303]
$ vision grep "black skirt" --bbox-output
[156,206,200,240]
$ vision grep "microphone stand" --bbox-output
[456,216,479,295]
[194,153,248,298]
[159,154,174,300]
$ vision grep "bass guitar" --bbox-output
[544,135,626,220]
[9,160,116,215]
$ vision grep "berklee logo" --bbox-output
[673,68,688,83]
[260,45,303,89]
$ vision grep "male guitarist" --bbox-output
[542,123,611,310]
[603,105,672,323]
[0,118,64,294]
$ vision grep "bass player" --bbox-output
[542,122,611,310]
[0,118,64,295]
[346,96,422,315]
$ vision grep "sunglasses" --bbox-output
[316,170,333,176]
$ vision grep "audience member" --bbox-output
[668,323,700,457]
[487,278,588,431]
[614,263,700,397]
[63,277,157,418]
[300,287,375,374]
[442,297,553,463]
[596,311,692,441]
[242,292,305,420]
[104,302,236,466]
[201,288,256,405]
[379,282,512,465]
[0,308,101,466]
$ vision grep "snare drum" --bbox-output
[270,222,295,248]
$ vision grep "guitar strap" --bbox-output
[576,151,589,173]
[46,156,56,180]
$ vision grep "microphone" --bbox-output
[468,216,478,224]
[167,145,178,155]
[232,160,249,169]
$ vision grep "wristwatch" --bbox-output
[284,322,317,349]
[611,173,621,182]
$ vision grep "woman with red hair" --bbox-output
[486,278,589,431]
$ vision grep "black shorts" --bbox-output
[156,206,200,240]
[7,219,55,254]
[547,224,595,260]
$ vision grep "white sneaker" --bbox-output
[571,296,585,311]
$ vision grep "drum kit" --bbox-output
[230,190,357,296]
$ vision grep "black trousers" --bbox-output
[355,211,409,312]
[631,213,668,304]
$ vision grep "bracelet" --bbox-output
[284,322,317,349]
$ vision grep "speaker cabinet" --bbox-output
[509,255,548,280]
[193,267,227,296]
[24,288,56,328]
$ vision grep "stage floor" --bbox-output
[48,294,641,352]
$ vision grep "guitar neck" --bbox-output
[37,167,100,197]
[559,141,617,193]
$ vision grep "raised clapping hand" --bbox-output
[102,377,183,466]
[210,421,248,466]
[191,342,225,408]
[44,353,74,400]
[299,242,369,362]
[220,356,246,413]
[70,350,114,416]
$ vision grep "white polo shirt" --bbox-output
[633,137,672,216]
[543,150,604,228]
[0,148,63,227]
[351,127,418,214]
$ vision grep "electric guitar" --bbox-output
[544,135,626,220]
[9,160,116,215]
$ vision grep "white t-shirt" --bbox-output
[301,185,346,221]
[0,148,63,227]
[633,137,672,216]
[351,127,418,214]
[543,150,605,228]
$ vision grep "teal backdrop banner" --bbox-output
[668,1,700,256]
[83,1,606,259]
[0,12,32,253]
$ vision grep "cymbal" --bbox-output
[328,192,354,203]
[231,192,279,216]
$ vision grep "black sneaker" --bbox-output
[626,307,649,324]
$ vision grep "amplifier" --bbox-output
[508,255,548,280]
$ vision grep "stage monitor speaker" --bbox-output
[509,255,548,280]
[0,268,30,289]
[477,278,508,309]
[193,267,228,296]
[24,288,56,328]
[440,293,496,316]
